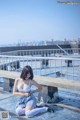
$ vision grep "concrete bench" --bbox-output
[0,70,80,103]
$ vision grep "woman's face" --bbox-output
[25,72,31,80]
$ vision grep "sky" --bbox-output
[0,0,80,45]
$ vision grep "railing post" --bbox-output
[9,79,14,92]
[3,78,14,92]
[3,78,10,91]
[47,86,58,103]
[65,60,72,67]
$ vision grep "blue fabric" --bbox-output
[16,81,36,108]
[16,95,36,108]
[17,85,31,92]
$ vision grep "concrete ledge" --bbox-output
[0,70,80,91]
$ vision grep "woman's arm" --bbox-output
[13,78,30,96]
[30,80,42,94]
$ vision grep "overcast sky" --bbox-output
[0,0,80,45]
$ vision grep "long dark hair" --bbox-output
[20,65,33,80]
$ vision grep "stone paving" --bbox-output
[0,91,80,120]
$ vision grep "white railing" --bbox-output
[0,48,80,56]
[0,55,80,81]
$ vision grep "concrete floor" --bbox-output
[0,91,80,120]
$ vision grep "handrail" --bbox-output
[0,48,80,55]
[0,55,80,60]
[55,44,69,55]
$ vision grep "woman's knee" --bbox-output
[16,107,25,115]
[25,110,31,117]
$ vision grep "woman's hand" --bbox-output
[24,92,31,97]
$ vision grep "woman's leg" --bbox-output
[25,106,48,117]
[16,105,25,116]
[25,95,48,117]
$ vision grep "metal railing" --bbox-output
[0,55,80,81]
[0,48,80,56]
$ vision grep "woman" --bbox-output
[13,65,54,117]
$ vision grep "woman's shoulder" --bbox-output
[30,79,36,85]
[15,78,21,83]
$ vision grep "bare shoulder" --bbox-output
[30,79,42,90]
[30,79,39,85]
[15,78,20,83]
